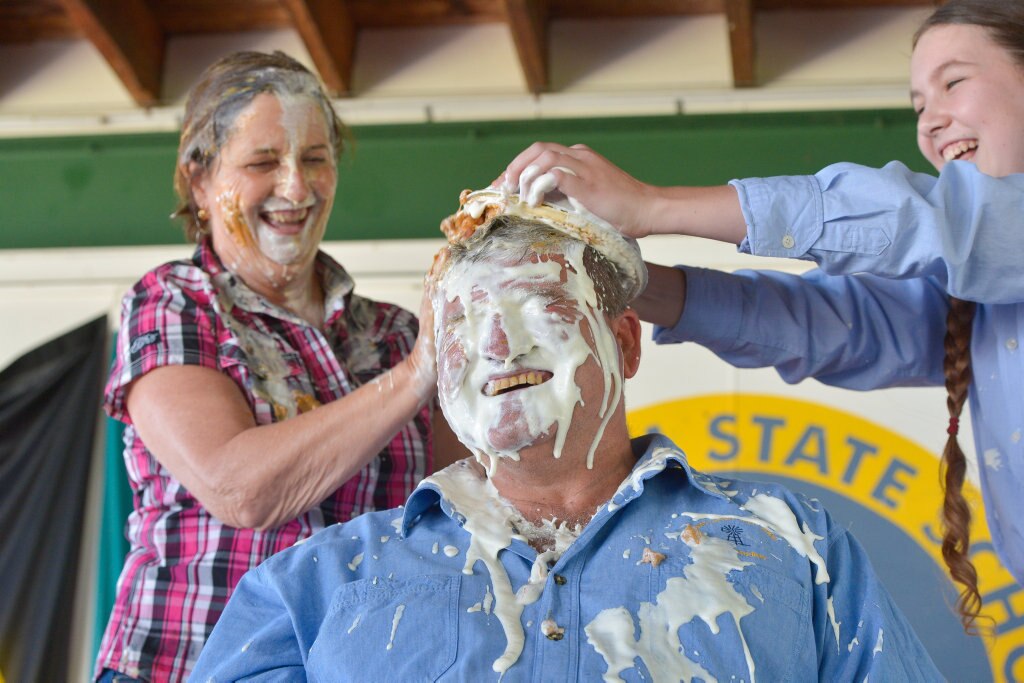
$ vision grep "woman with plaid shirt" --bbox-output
[93,51,464,682]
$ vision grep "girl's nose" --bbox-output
[917,104,949,139]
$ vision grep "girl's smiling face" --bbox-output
[193,91,337,288]
[912,23,1024,177]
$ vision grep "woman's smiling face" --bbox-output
[194,91,337,288]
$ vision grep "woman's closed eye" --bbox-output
[246,159,279,172]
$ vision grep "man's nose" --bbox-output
[482,314,511,361]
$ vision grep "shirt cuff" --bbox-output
[730,175,823,258]
[652,266,744,348]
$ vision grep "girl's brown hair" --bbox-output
[172,51,346,242]
[913,0,1024,634]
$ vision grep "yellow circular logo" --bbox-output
[628,393,1024,682]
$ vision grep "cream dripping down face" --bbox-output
[196,91,336,287]
[434,240,624,472]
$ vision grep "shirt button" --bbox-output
[553,574,567,585]
[1006,338,1018,351]
[1012,430,1021,444]
[782,234,796,249]
[541,619,564,640]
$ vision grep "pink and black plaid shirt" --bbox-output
[94,241,432,682]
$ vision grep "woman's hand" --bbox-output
[494,142,658,239]
[407,272,440,403]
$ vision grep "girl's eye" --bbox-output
[946,78,964,90]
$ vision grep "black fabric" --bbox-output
[0,316,108,683]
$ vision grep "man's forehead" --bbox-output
[440,253,578,302]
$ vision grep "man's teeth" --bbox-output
[943,140,977,161]
[484,371,547,396]
[264,208,310,223]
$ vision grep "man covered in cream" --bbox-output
[192,187,940,681]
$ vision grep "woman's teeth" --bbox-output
[264,207,310,224]
[943,140,978,161]
[484,371,549,396]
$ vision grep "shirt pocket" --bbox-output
[307,574,460,683]
[727,564,812,681]
[654,560,811,682]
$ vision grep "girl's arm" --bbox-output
[653,265,949,390]
[500,143,1024,303]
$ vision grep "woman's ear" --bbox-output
[613,308,643,379]
[187,161,208,208]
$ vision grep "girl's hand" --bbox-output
[493,142,658,239]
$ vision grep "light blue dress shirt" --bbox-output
[191,434,938,681]
[655,160,1024,587]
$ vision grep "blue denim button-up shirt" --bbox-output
[192,434,937,681]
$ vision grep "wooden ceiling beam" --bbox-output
[725,0,755,88]
[758,0,934,8]
[153,1,292,34]
[348,0,506,27]
[0,1,75,43]
[282,0,356,97]
[57,0,164,106]
[504,0,550,94]
[548,0,721,18]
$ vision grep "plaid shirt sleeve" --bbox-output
[104,261,220,424]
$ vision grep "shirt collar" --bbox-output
[194,239,355,325]
[398,433,732,536]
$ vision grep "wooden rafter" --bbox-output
[504,0,550,94]
[57,0,163,106]
[724,0,755,88]
[282,0,356,97]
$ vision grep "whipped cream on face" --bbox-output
[214,91,334,283]
[434,239,624,472]
[256,196,316,264]
[255,92,329,266]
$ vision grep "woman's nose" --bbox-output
[278,162,311,203]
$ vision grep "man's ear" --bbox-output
[612,308,642,379]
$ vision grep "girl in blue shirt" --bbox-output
[495,0,1024,634]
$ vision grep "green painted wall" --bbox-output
[0,109,929,250]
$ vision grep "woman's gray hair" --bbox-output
[172,51,346,242]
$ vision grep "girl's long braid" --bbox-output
[913,0,1024,635]
[940,296,982,633]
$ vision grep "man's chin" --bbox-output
[483,420,557,458]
